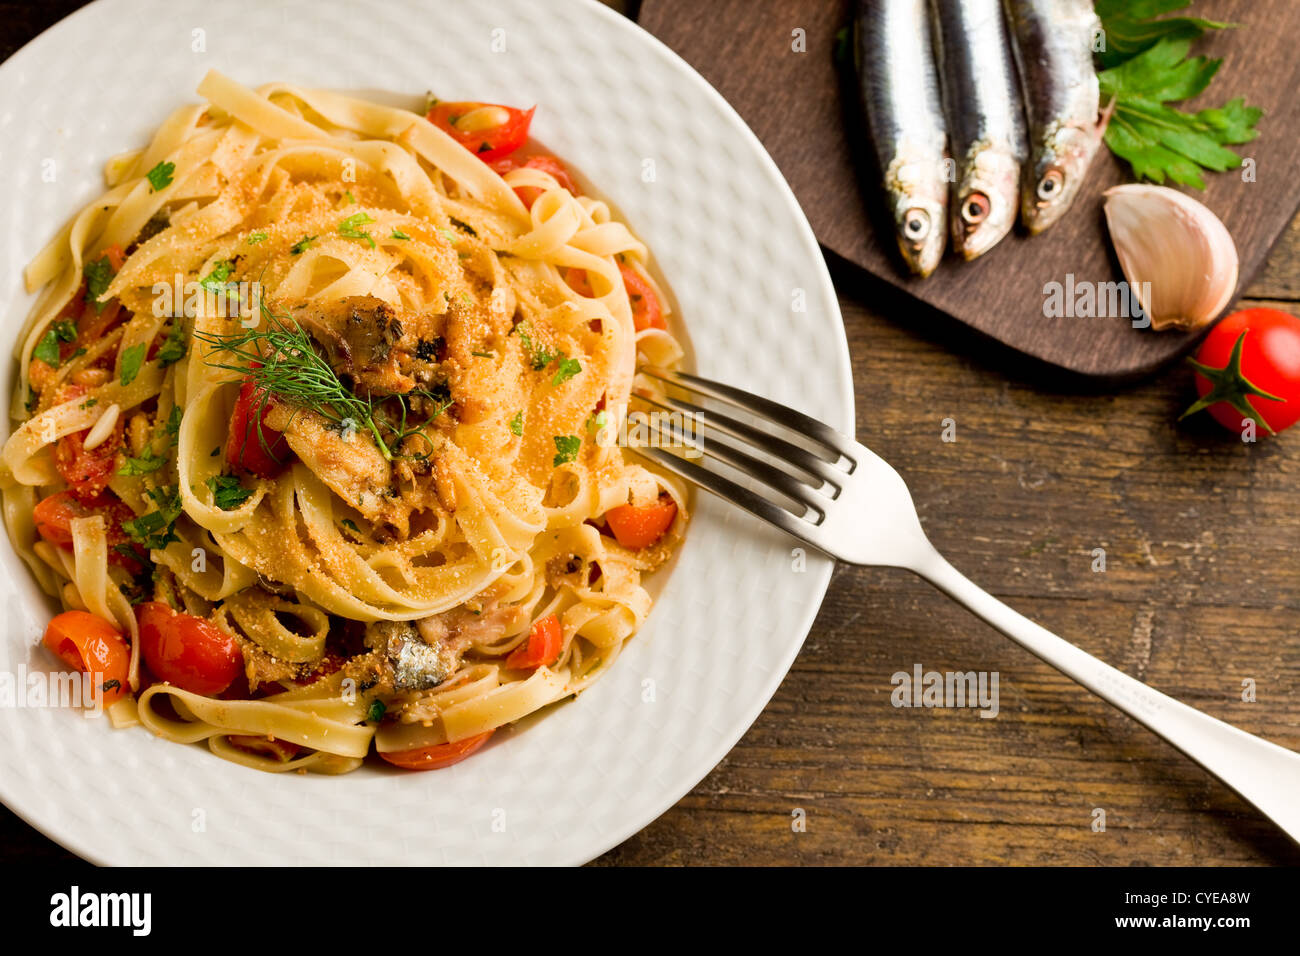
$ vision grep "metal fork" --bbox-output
[632,366,1300,843]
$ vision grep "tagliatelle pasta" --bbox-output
[2,70,688,773]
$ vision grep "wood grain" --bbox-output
[2,0,1298,868]
[639,0,1300,381]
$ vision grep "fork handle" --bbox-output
[912,546,1300,843]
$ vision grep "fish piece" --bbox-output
[1003,0,1104,233]
[930,0,1027,259]
[855,0,949,278]
[295,295,444,397]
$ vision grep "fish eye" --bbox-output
[902,209,930,241]
[1037,169,1065,201]
[960,192,990,225]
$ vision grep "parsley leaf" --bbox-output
[552,434,581,467]
[338,212,376,248]
[247,232,268,245]
[118,450,167,476]
[122,486,182,550]
[145,160,175,192]
[391,228,411,241]
[290,235,317,254]
[200,260,235,295]
[1093,0,1232,70]
[515,322,557,370]
[340,518,361,534]
[206,474,255,510]
[509,410,523,436]
[551,355,581,387]
[366,699,386,722]
[119,342,147,386]
[33,329,62,366]
[156,320,187,367]
[1097,35,1262,188]
[83,255,115,313]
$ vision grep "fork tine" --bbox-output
[634,446,831,552]
[637,405,829,517]
[633,391,845,489]
[640,366,858,464]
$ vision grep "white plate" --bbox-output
[0,0,853,865]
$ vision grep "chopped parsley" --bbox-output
[551,356,581,387]
[163,405,182,440]
[145,160,175,192]
[199,260,234,295]
[366,699,387,722]
[122,486,182,550]
[80,398,99,410]
[155,320,187,367]
[290,234,317,255]
[586,410,607,435]
[247,232,268,245]
[338,212,376,248]
[552,434,582,467]
[119,406,181,476]
[206,474,255,510]
[391,228,411,241]
[83,255,115,313]
[343,190,356,205]
[33,321,75,366]
[509,410,523,436]
[515,322,556,370]
[471,350,495,359]
[118,450,167,476]
[119,342,147,386]
[515,321,580,385]
[340,518,361,534]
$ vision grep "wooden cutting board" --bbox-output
[639,0,1300,381]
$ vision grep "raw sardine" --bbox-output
[930,0,1027,259]
[1003,0,1105,233]
[855,0,949,278]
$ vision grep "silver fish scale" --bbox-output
[1004,0,1100,137]
[931,0,1027,163]
[858,0,947,173]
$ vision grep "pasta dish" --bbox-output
[0,71,688,773]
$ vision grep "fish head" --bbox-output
[886,157,947,278]
[891,194,947,278]
[952,146,1020,261]
[1021,123,1102,234]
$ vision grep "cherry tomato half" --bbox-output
[136,602,242,696]
[427,101,534,165]
[42,610,131,706]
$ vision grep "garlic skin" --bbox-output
[1102,184,1238,331]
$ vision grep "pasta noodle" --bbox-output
[2,71,689,773]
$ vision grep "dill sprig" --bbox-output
[194,302,443,461]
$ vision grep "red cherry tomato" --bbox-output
[1183,308,1300,436]
[494,154,578,209]
[52,386,123,502]
[426,101,534,165]
[563,264,666,333]
[42,610,131,706]
[136,602,242,696]
[605,493,677,549]
[226,377,290,478]
[379,729,495,770]
[504,613,564,671]
[33,491,146,573]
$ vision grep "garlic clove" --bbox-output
[1102,184,1238,332]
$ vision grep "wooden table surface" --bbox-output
[3,1,1297,867]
